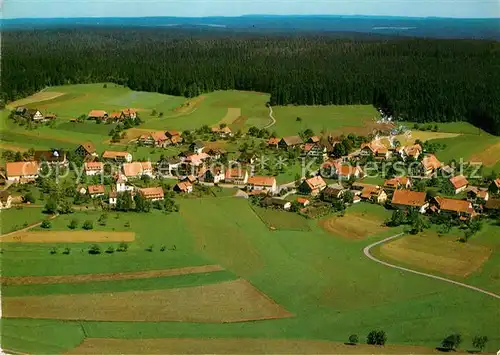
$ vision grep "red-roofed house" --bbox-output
[88,184,105,198]
[102,151,133,163]
[433,196,476,219]
[384,176,412,191]
[6,161,39,183]
[88,110,108,120]
[84,161,104,176]
[247,176,277,194]
[296,197,310,207]
[299,176,327,196]
[121,108,137,119]
[449,175,469,194]
[138,187,164,201]
[267,137,280,149]
[421,154,442,176]
[391,190,428,213]
[122,162,153,178]
[138,131,170,147]
[174,181,193,193]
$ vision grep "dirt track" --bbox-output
[1,231,135,243]
[1,264,224,286]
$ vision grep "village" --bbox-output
[2,106,500,240]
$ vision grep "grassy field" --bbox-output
[252,206,311,231]
[0,207,46,235]
[2,198,499,353]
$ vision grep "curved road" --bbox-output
[363,233,500,300]
[263,105,276,129]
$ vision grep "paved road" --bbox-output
[363,233,500,300]
[263,105,276,129]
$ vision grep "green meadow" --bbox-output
[1,198,499,353]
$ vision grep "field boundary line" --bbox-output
[363,233,500,300]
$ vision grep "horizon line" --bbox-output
[3,14,500,20]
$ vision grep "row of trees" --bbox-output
[2,29,499,134]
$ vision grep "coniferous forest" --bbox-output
[2,28,500,134]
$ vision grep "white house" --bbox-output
[6,161,39,183]
[247,176,277,194]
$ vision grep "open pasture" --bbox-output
[3,279,293,323]
[379,233,493,277]
[7,91,65,109]
[0,207,46,235]
[1,230,136,243]
[252,206,311,231]
[271,104,380,137]
[68,338,446,355]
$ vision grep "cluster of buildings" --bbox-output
[86,108,137,122]
[13,107,57,123]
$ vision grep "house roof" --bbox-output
[109,112,122,119]
[338,164,362,177]
[191,140,205,149]
[361,140,387,154]
[184,152,210,165]
[422,154,442,171]
[308,136,320,143]
[384,176,410,188]
[139,187,164,199]
[102,151,131,159]
[122,162,152,177]
[404,144,422,157]
[352,182,378,189]
[392,190,427,207]
[88,110,107,117]
[84,162,103,171]
[434,196,473,214]
[88,184,105,194]
[322,187,343,197]
[140,131,168,142]
[281,136,303,146]
[225,168,247,179]
[248,175,276,187]
[477,190,489,199]
[304,176,326,190]
[449,175,469,189]
[6,161,39,177]
[121,108,137,116]
[485,199,500,210]
[78,142,96,154]
[297,197,309,204]
[175,181,192,192]
[268,137,280,145]
[34,150,66,163]
[166,130,180,137]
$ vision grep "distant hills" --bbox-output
[2,15,499,40]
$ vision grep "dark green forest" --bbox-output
[2,29,499,134]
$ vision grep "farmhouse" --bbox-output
[0,191,13,209]
[449,175,469,194]
[88,110,108,120]
[279,136,303,149]
[302,143,327,159]
[121,108,137,119]
[391,190,428,213]
[138,132,170,147]
[75,142,98,159]
[138,187,164,201]
[267,137,280,149]
[26,109,44,121]
[115,174,133,193]
[165,130,183,144]
[205,148,226,160]
[157,157,181,176]
[83,161,104,176]
[335,163,363,180]
[263,197,292,210]
[299,176,326,196]
[87,184,105,198]
[34,150,68,167]
[182,153,210,175]
[211,126,233,138]
[190,141,206,154]
[384,176,412,191]
[174,181,193,193]
[6,161,39,183]
[199,167,225,183]
[433,196,476,220]
[360,141,390,160]
[360,186,388,204]
[224,168,249,185]
[399,144,422,160]
[247,176,277,194]
[102,151,133,163]
[321,184,346,202]
[421,154,442,176]
[122,162,153,178]
[109,112,122,120]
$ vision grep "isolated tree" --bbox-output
[98,213,108,226]
[367,330,387,346]
[82,220,94,230]
[68,219,79,230]
[58,199,74,214]
[472,335,488,352]
[116,192,133,212]
[151,109,157,116]
[44,196,58,214]
[41,220,51,229]
[117,242,129,252]
[88,244,101,255]
[63,247,71,255]
[441,333,462,351]
[106,246,115,254]
[296,117,302,122]
[348,334,359,345]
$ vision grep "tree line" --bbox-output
[2,28,499,134]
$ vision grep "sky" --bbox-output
[2,0,499,19]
